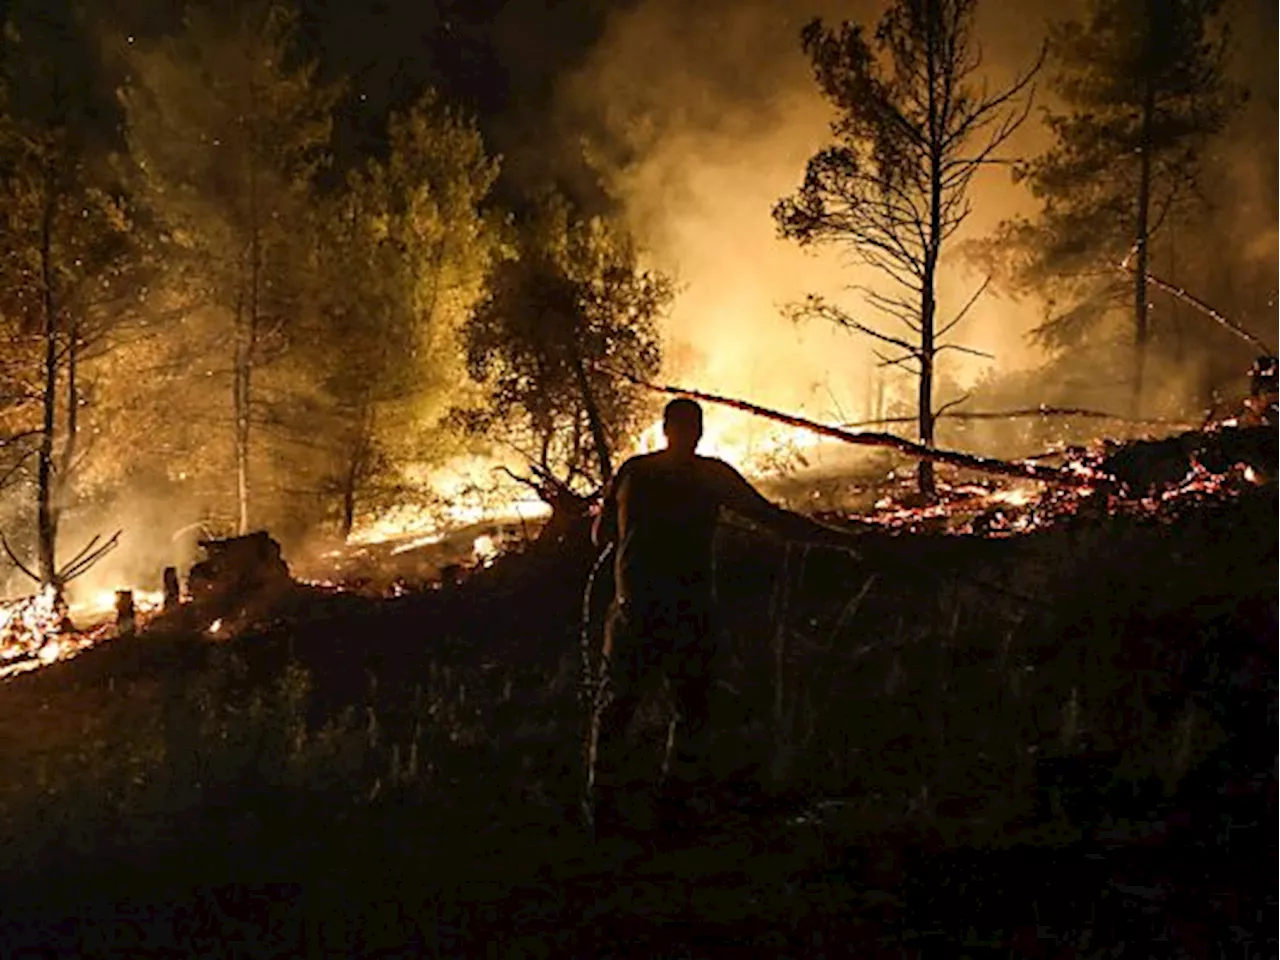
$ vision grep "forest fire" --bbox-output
[1,594,101,682]
[2,412,1267,688]
[850,462,1248,537]
[0,586,61,677]
[347,458,553,549]
[0,585,168,682]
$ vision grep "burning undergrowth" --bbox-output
[0,587,167,682]
[2,421,1272,688]
[808,423,1275,537]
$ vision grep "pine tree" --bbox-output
[1000,0,1240,415]
[120,1,340,533]
[306,92,505,539]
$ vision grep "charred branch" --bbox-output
[56,530,122,585]
[1116,258,1274,356]
[607,368,1108,487]
[839,406,1194,429]
[0,532,41,584]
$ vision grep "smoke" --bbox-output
[554,0,1056,456]
[0,477,207,615]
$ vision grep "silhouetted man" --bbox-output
[589,397,856,829]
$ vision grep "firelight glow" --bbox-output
[633,414,826,477]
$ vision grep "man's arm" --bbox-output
[710,460,860,550]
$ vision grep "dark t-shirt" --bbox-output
[597,450,792,609]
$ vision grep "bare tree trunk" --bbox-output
[918,5,942,499]
[570,347,613,484]
[1168,231,1184,365]
[233,285,251,535]
[918,283,937,498]
[340,478,357,542]
[338,403,373,542]
[235,131,263,535]
[55,312,80,511]
[1132,70,1155,418]
[36,194,59,588]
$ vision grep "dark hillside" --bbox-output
[0,473,1274,957]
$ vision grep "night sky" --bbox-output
[0,0,627,201]
[2,0,1273,209]
[294,0,627,197]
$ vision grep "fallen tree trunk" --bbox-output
[609,369,1108,488]
[1118,251,1274,355]
[841,407,1194,430]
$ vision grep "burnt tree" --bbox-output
[775,0,1041,497]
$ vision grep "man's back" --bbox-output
[605,449,771,609]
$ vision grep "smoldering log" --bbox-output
[163,566,181,611]
[608,369,1109,488]
[840,407,1195,430]
[115,590,135,636]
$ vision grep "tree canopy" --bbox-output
[992,0,1240,414]
[460,196,668,493]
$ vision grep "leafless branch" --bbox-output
[0,449,39,490]
[1114,258,1274,354]
[936,275,991,340]
[58,531,122,584]
[799,299,920,354]
[840,406,1194,429]
[934,394,971,419]
[935,342,994,360]
[850,285,922,331]
[0,533,40,584]
[0,429,43,448]
[601,365,1108,488]
[873,349,921,371]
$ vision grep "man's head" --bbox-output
[662,398,703,457]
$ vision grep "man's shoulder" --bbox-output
[612,451,665,487]
[615,452,746,484]
[617,451,664,474]
[694,455,744,480]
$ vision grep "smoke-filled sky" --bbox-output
[294,0,1274,431]
[553,0,1058,438]
[233,0,1277,461]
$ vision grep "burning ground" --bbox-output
[0,424,1273,957]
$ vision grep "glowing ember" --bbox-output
[472,534,499,566]
[987,487,1036,507]
[349,456,551,548]
[0,582,152,683]
[0,584,60,643]
[849,446,1263,537]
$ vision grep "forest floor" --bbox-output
[0,452,1274,958]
